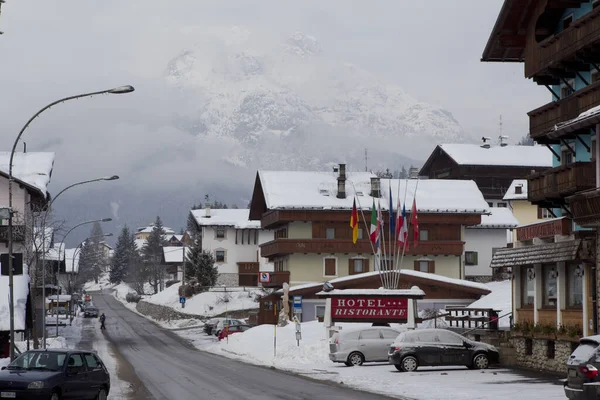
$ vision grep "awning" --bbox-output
[490,239,581,268]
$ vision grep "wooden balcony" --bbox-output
[260,239,464,258]
[525,5,600,79]
[567,187,600,227]
[528,162,596,205]
[261,271,290,288]
[528,80,600,142]
[238,262,259,274]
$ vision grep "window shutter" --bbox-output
[429,261,435,274]
[538,207,543,219]
[473,252,478,265]
[325,258,336,276]
[364,259,369,272]
[413,261,418,270]
[348,259,353,275]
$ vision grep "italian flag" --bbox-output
[369,199,379,249]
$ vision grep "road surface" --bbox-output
[92,294,402,400]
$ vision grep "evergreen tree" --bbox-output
[185,240,218,288]
[186,204,201,239]
[142,216,167,293]
[109,226,130,284]
[88,222,107,282]
[74,239,93,288]
[400,165,408,179]
[518,135,535,146]
[125,229,147,294]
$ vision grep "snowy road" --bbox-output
[93,294,402,400]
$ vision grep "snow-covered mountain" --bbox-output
[164,28,473,170]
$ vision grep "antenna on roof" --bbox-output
[364,148,368,172]
[481,137,491,149]
[499,135,509,147]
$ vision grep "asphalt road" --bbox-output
[93,294,402,400]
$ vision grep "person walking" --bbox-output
[99,313,106,330]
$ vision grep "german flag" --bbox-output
[350,198,359,244]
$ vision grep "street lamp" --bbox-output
[6,85,133,360]
[54,218,111,336]
[40,175,119,348]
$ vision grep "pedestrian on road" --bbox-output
[100,312,106,330]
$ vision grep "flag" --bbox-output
[350,198,359,244]
[411,197,419,248]
[376,200,383,249]
[398,203,408,250]
[369,199,378,249]
[388,183,395,239]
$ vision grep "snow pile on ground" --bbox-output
[144,283,261,318]
[83,272,115,292]
[467,280,512,328]
[0,265,30,331]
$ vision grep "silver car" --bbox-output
[329,327,400,366]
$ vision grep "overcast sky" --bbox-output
[0,1,548,234]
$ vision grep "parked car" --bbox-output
[0,349,110,400]
[203,318,224,335]
[218,324,252,341]
[214,319,244,337]
[84,307,99,318]
[329,327,401,366]
[388,328,499,372]
[564,334,600,399]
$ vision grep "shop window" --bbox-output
[324,258,337,277]
[547,340,555,359]
[543,265,558,307]
[419,230,429,241]
[568,264,584,308]
[525,338,533,356]
[465,251,478,266]
[521,267,534,307]
[326,228,335,240]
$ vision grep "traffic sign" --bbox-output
[179,296,186,304]
[293,296,302,313]
[259,272,271,283]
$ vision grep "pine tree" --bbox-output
[109,226,130,284]
[125,229,147,294]
[142,216,167,293]
[88,222,107,282]
[518,135,535,146]
[185,240,218,288]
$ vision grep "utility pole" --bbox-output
[364,148,368,172]
[182,242,186,286]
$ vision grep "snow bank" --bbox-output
[467,280,512,328]
[0,265,30,331]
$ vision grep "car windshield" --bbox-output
[8,352,67,371]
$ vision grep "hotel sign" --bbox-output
[516,218,571,242]
[331,297,408,321]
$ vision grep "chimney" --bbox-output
[409,167,419,179]
[337,163,346,199]
[370,177,381,198]
[205,202,211,218]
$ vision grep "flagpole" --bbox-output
[394,178,411,288]
[395,178,409,270]
[350,182,385,288]
[377,200,388,289]
[395,178,420,288]
[394,178,402,279]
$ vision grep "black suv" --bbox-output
[565,335,600,399]
[0,349,110,400]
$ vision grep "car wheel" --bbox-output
[50,391,61,400]
[344,361,352,367]
[394,364,404,372]
[400,355,419,372]
[347,352,365,366]
[96,388,108,400]
[472,353,489,370]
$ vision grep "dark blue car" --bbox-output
[0,349,110,400]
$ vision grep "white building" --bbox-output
[464,208,519,281]
[191,207,274,286]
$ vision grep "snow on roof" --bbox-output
[437,144,552,167]
[45,243,65,261]
[517,216,566,229]
[46,295,72,302]
[467,280,511,328]
[285,269,490,294]
[258,171,490,214]
[468,207,519,229]
[316,288,426,297]
[137,225,175,234]
[191,208,260,229]
[503,179,528,200]
[0,152,55,196]
[134,238,146,250]
[163,246,185,263]
[0,264,30,331]
[63,248,79,273]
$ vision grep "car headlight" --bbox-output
[27,381,44,389]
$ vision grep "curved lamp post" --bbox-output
[40,175,119,348]
[6,85,133,359]
[54,218,112,336]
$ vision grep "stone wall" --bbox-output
[136,301,205,321]
[216,273,239,287]
[512,337,577,374]
[465,276,493,283]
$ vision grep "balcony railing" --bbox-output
[260,239,464,258]
[528,80,600,141]
[528,162,596,204]
[567,187,600,227]
[525,6,600,78]
[261,271,290,288]
[238,262,259,274]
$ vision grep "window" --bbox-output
[415,260,434,273]
[562,150,574,165]
[216,250,226,263]
[315,305,326,320]
[543,265,558,307]
[547,340,556,359]
[497,202,507,208]
[419,230,429,241]
[437,331,463,345]
[487,202,494,207]
[357,228,364,240]
[216,228,226,239]
[326,228,335,239]
[263,301,273,311]
[521,267,534,307]
[359,330,382,340]
[84,354,101,369]
[525,338,533,356]
[563,14,573,30]
[350,259,364,274]
[465,251,478,266]
[568,264,584,307]
[324,258,337,276]
[538,207,554,219]
[515,185,523,195]
[561,78,575,98]
[67,354,85,373]
[381,329,399,340]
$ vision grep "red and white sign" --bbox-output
[331,297,408,319]
[259,272,270,283]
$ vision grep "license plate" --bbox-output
[1,392,16,399]
[569,369,578,377]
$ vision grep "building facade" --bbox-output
[249,166,491,288]
[190,207,274,286]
